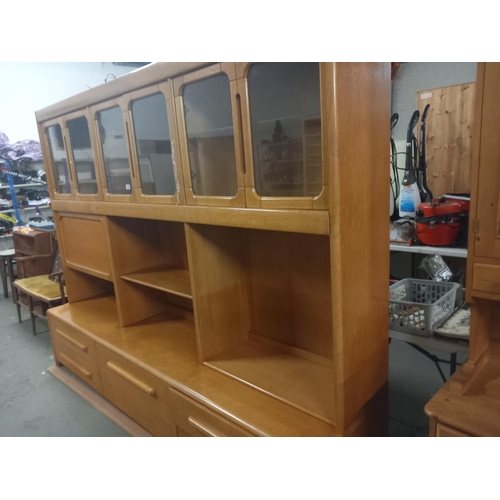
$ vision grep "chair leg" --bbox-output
[29,295,36,335]
[13,286,22,323]
[7,257,15,304]
[0,260,7,299]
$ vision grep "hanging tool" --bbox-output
[399,110,421,217]
[418,104,433,202]
[390,113,399,219]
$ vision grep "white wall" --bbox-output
[0,63,139,144]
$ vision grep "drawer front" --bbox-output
[96,345,174,436]
[169,387,253,437]
[473,263,500,296]
[436,423,471,437]
[53,339,103,394]
[49,316,98,366]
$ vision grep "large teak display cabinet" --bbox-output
[36,62,390,437]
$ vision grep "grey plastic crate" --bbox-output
[389,279,460,337]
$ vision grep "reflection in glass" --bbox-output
[97,106,132,195]
[131,93,176,196]
[247,63,322,197]
[183,74,238,197]
[46,124,70,194]
[67,116,97,195]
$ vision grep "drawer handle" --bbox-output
[59,352,92,379]
[56,329,88,352]
[187,416,223,437]
[106,362,156,396]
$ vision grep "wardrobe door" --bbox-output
[91,97,137,203]
[237,62,328,209]
[174,63,245,207]
[126,81,185,205]
[41,117,74,200]
[64,109,102,201]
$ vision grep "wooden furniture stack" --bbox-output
[425,62,500,437]
[13,229,53,278]
[36,62,390,437]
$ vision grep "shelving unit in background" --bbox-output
[0,178,52,227]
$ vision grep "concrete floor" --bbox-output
[0,290,127,437]
[0,286,467,437]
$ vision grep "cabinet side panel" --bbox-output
[186,224,251,361]
[473,63,500,259]
[328,63,391,434]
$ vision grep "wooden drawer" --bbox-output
[169,387,254,437]
[97,345,174,436]
[49,316,98,366]
[53,339,103,394]
[436,423,471,437]
[473,263,500,296]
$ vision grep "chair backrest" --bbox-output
[13,229,55,279]
[48,237,63,284]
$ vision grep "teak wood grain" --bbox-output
[50,200,330,235]
[38,62,391,437]
[327,63,391,434]
[57,213,112,281]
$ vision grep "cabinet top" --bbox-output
[35,62,212,123]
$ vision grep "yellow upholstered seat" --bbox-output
[13,275,66,302]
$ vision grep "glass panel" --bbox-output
[131,93,176,196]
[67,116,97,195]
[46,124,70,194]
[183,74,238,197]
[247,62,322,197]
[97,106,132,195]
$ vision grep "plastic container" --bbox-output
[415,200,462,246]
[389,279,460,337]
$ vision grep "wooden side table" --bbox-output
[0,249,16,300]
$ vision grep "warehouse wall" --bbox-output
[391,62,478,143]
[0,63,140,144]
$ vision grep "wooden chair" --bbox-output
[12,237,67,335]
[0,248,16,301]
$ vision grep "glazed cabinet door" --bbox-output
[474,63,500,260]
[90,97,137,203]
[64,108,102,201]
[125,81,185,205]
[236,62,328,209]
[40,117,75,200]
[174,63,246,207]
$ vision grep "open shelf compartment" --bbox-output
[121,264,192,299]
[187,224,335,425]
[107,217,192,327]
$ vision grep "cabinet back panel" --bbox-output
[108,217,188,274]
[246,231,332,359]
[107,218,191,326]
[65,268,114,303]
[59,214,111,279]
[188,224,332,361]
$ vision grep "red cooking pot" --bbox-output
[415,199,462,246]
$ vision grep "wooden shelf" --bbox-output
[121,265,192,299]
[51,200,330,236]
[204,339,335,425]
[390,243,467,258]
[0,183,47,189]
